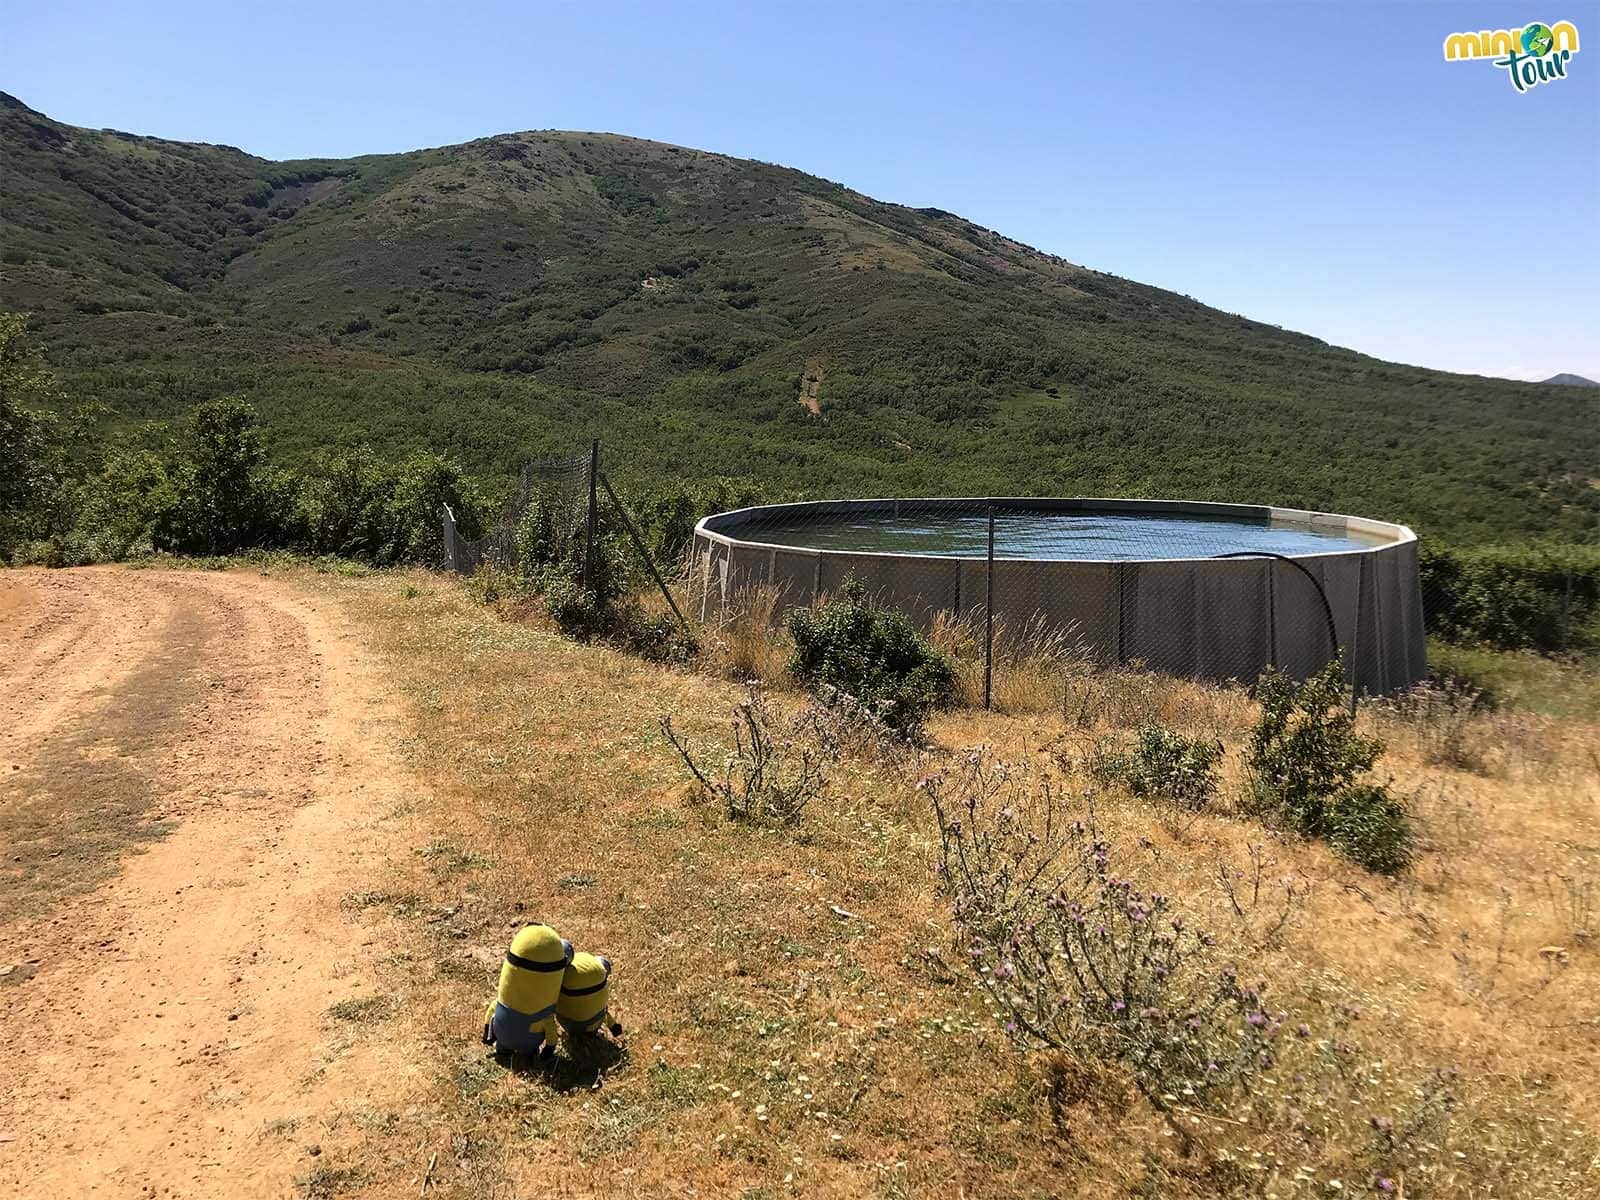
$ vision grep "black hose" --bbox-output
[1209,550,1341,663]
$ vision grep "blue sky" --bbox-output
[6,1,1598,381]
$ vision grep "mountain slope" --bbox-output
[1542,373,1599,388]
[2,92,1595,541]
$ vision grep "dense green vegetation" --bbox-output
[3,92,1595,545]
[1419,543,1599,654]
[2,91,1595,664]
[3,314,480,566]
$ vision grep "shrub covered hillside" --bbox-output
[2,91,1596,548]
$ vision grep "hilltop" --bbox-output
[2,92,1595,541]
[1542,372,1599,388]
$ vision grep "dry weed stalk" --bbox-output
[659,681,825,826]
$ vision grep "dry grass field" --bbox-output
[3,564,1595,1198]
[283,567,1598,1198]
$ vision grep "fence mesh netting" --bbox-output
[696,498,1401,701]
[443,449,592,576]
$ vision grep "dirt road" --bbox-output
[0,567,420,1198]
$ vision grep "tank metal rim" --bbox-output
[693,497,1416,567]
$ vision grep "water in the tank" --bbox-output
[739,510,1390,560]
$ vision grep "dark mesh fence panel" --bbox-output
[446,450,591,575]
[699,498,983,624]
[697,497,1400,707]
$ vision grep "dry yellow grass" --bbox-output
[281,569,1600,1198]
[695,582,790,685]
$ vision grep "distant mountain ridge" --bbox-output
[1541,373,1600,388]
[1,92,1596,541]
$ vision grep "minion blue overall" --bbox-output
[557,951,623,1039]
[482,923,572,1061]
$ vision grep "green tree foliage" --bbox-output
[156,395,290,554]
[0,312,71,559]
[295,445,478,565]
[1,363,483,567]
[624,478,765,569]
[71,449,178,561]
[1420,543,1600,653]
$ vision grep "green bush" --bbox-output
[9,538,62,567]
[624,477,765,568]
[293,446,476,565]
[786,579,955,732]
[71,448,178,561]
[542,571,611,639]
[1246,657,1381,831]
[1246,658,1411,874]
[464,563,526,606]
[536,527,634,636]
[1325,784,1414,875]
[618,609,700,664]
[511,484,585,578]
[1092,724,1223,810]
[1420,542,1600,653]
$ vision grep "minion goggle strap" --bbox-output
[505,950,568,972]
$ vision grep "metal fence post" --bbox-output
[441,502,458,574]
[584,439,600,590]
[599,472,693,636]
[984,503,995,710]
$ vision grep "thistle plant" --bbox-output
[796,682,915,765]
[926,752,1283,1119]
[660,681,826,826]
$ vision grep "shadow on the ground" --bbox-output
[491,1034,629,1091]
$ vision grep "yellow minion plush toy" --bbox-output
[557,952,622,1039]
[482,923,573,1060]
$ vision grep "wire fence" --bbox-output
[443,446,595,577]
[445,461,1597,708]
[441,440,690,631]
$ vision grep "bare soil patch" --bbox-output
[0,567,426,1198]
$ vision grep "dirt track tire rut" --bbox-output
[0,567,420,1199]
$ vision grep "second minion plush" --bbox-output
[481,923,572,1061]
[556,951,622,1039]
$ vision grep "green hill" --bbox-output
[2,91,1595,541]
